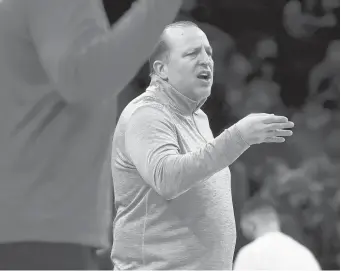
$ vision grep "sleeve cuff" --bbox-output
[231,124,251,147]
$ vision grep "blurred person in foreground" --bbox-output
[0,0,184,269]
[234,197,321,270]
[111,21,294,270]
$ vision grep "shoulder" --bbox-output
[129,92,173,120]
[236,242,257,258]
[118,92,176,131]
[233,243,258,269]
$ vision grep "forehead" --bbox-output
[165,26,211,53]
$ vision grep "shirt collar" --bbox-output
[146,75,207,116]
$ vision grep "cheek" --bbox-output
[172,69,191,81]
[169,60,191,74]
[168,66,193,86]
[175,64,195,79]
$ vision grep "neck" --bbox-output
[148,75,207,115]
[152,74,204,102]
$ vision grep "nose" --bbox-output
[199,51,209,63]
[199,59,210,67]
[198,48,212,67]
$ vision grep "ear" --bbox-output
[153,60,168,80]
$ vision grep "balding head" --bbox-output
[148,20,213,102]
[149,21,200,76]
[240,197,280,240]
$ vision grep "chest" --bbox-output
[170,111,214,154]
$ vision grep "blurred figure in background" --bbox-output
[283,0,337,39]
[257,158,340,269]
[224,50,252,117]
[251,156,292,191]
[237,33,278,76]
[234,196,321,270]
[289,98,337,161]
[308,39,340,109]
[226,34,285,119]
[242,59,285,116]
[0,0,183,269]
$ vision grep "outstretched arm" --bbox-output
[125,105,249,200]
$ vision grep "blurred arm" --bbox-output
[27,0,182,106]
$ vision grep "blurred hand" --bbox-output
[235,113,294,145]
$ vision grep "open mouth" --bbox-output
[197,71,212,81]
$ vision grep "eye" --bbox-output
[187,51,196,56]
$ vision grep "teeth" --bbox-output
[198,71,210,78]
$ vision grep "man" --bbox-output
[234,197,321,270]
[111,21,294,270]
[0,0,183,269]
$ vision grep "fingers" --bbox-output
[264,128,294,143]
[268,129,293,137]
[267,121,295,130]
[264,137,286,143]
[262,115,289,124]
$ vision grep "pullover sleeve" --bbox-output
[125,105,250,200]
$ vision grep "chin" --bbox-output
[201,86,212,98]
[191,85,212,101]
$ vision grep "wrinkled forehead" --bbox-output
[164,26,211,54]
